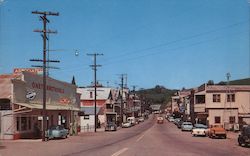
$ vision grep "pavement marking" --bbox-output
[136,134,145,142]
[111,147,128,156]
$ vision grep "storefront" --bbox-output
[0,71,80,139]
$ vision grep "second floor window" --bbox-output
[215,116,221,124]
[213,94,221,102]
[90,92,93,98]
[227,94,235,102]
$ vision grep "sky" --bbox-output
[0,0,249,90]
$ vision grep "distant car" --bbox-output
[127,117,136,126]
[173,118,181,125]
[167,116,175,122]
[238,125,250,147]
[122,122,132,128]
[181,122,193,131]
[105,122,117,131]
[191,124,209,136]
[138,117,145,122]
[176,120,183,129]
[46,125,69,140]
[157,116,164,124]
[208,124,227,139]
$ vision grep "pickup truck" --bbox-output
[208,124,227,139]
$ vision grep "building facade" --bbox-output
[0,71,80,139]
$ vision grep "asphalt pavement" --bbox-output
[0,115,249,156]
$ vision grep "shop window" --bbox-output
[227,94,235,102]
[16,117,20,131]
[84,115,90,120]
[213,94,221,102]
[229,116,235,124]
[21,117,27,131]
[215,116,221,124]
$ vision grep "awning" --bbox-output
[14,103,80,111]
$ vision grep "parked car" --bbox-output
[157,116,164,124]
[105,122,117,131]
[46,125,69,140]
[173,118,181,125]
[138,117,145,122]
[127,117,136,126]
[181,122,193,131]
[122,122,132,128]
[176,120,183,129]
[238,125,250,147]
[208,124,227,139]
[167,116,175,122]
[191,124,209,137]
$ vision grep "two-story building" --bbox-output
[194,84,250,128]
[77,86,117,132]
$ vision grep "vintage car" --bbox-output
[238,125,250,147]
[46,125,69,140]
[191,124,209,136]
[122,122,132,128]
[208,124,227,139]
[181,122,193,131]
[157,116,164,124]
[105,122,117,131]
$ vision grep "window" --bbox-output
[84,115,90,120]
[0,99,11,110]
[229,116,235,124]
[227,94,235,102]
[213,94,221,102]
[215,116,221,124]
[21,117,27,131]
[106,104,113,109]
[90,92,93,98]
[16,117,20,131]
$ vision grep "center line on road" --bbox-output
[111,148,128,156]
[136,134,145,142]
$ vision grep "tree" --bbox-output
[207,80,214,85]
[71,76,76,85]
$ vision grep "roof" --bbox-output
[77,87,113,100]
[80,107,104,115]
[15,103,80,111]
[206,85,250,92]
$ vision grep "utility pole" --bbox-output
[31,11,59,141]
[119,74,126,124]
[87,53,103,132]
[132,85,137,117]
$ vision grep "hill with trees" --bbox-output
[136,85,177,108]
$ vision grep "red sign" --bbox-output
[81,100,105,107]
[13,68,43,75]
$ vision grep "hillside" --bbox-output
[136,85,177,107]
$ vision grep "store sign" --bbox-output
[14,68,43,75]
[26,90,37,100]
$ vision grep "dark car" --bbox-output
[105,122,117,131]
[238,125,250,147]
[176,120,183,129]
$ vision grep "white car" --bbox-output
[191,124,209,136]
[122,122,132,128]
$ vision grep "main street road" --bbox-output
[0,115,249,156]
